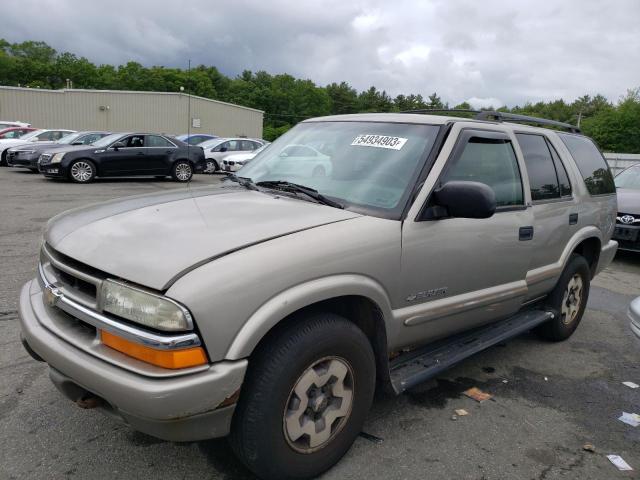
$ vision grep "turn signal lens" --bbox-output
[100,330,208,369]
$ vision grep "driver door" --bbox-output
[100,135,146,175]
[398,128,534,347]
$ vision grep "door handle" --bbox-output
[569,213,578,225]
[519,226,534,241]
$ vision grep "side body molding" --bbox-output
[225,274,393,360]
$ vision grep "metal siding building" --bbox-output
[0,86,263,138]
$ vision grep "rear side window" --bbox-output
[547,141,572,196]
[442,136,524,207]
[559,134,615,195]
[516,134,560,201]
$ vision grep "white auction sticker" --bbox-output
[351,134,408,150]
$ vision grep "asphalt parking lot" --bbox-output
[1,167,639,480]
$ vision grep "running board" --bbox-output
[389,309,554,394]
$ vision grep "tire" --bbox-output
[29,168,39,173]
[230,313,376,480]
[0,150,7,167]
[171,161,193,182]
[68,159,96,183]
[536,253,591,341]
[205,159,218,174]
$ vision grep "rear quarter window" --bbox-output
[558,133,615,195]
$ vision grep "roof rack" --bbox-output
[400,108,581,133]
[475,111,581,133]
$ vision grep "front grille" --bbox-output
[616,212,640,225]
[40,244,106,309]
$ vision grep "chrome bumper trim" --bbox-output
[38,263,201,350]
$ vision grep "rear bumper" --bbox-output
[18,279,247,441]
[595,240,618,275]
[629,297,640,340]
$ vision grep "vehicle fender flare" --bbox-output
[224,274,393,360]
[526,226,603,287]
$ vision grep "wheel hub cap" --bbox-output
[283,356,354,453]
[71,162,92,182]
[561,274,583,325]
[176,164,191,180]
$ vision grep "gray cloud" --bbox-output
[3,0,639,107]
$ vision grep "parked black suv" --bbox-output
[39,133,206,182]
[7,131,111,172]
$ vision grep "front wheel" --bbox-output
[204,159,218,174]
[171,161,193,182]
[537,253,591,341]
[68,159,96,183]
[230,313,376,480]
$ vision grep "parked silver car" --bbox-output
[612,164,640,252]
[200,137,265,172]
[221,143,269,172]
[18,112,618,479]
[630,297,640,340]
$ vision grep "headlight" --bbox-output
[101,279,193,331]
[50,152,65,164]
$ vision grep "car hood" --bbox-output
[12,141,60,152]
[45,186,361,290]
[0,139,31,149]
[617,188,640,214]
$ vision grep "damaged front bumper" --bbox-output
[18,279,247,441]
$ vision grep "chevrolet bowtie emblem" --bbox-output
[44,285,62,307]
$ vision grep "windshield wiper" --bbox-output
[256,180,344,209]
[224,174,259,191]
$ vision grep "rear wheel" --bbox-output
[230,313,376,480]
[537,253,591,341]
[171,161,193,182]
[68,159,96,183]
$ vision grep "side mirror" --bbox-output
[423,181,496,220]
[112,141,126,150]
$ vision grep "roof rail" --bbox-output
[401,108,480,115]
[475,111,581,133]
[401,108,581,134]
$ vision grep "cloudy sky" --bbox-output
[3,0,639,107]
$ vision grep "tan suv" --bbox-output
[19,111,617,479]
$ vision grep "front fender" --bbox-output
[225,274,393,360]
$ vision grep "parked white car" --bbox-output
[221,144,270,172]
[0,129,75,166]
[199,137,265,173]
[0,120,31,129]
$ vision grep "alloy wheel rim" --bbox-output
[283,356,354,454]
[71,161,92,182]
[561,274,583,325]
[176,163,192,181]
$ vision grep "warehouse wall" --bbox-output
[0,86,263,138]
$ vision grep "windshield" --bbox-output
[57,132,83,144]
[615,165,640,190]
[91,133,123,148]
[18,130,43,140]
[240,121,440,215]
[199,138,225,149]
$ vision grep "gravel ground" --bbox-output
[1,167,639,480]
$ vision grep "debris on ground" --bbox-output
[358,431,384,444]
[544,377,548,381]
[455,409,469,416]
[502,379,509,384]
[463,387,492,403]
[607,455,633,471]
[618,412,640,427]
[582,443,596,453]
[622,381,639,389]
[451,415,457,421]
